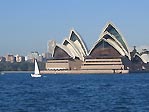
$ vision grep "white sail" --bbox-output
[34,59,40,74]
[31,59,41,77]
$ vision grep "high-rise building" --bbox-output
[27,51,43,62]
[47,40,56,54]
[15,55,25,62]
[5,54,15,63]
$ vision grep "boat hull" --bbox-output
[31,74,41,77]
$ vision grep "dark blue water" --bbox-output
[0,73,149,112]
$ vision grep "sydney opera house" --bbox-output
[44,22,133,74]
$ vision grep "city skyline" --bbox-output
[0,0,149,56]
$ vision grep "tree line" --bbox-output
[0,62,45,71]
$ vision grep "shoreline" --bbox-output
[40,70,129,74]
[1,70,149,74]
[1,71,33,74]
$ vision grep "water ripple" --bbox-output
[0,73,149,112]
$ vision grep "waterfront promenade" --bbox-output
[40,69,129,74]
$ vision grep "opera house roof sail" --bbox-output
[52,29,88,61]
[52,44,74,59]
[52,22,130,60]
[89,22,130,59]
[68,30,88,56]
[102,22,129,52]
[62,38,83,60]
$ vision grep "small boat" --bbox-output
[31,59,41,77]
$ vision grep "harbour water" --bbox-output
[0,73,149,112]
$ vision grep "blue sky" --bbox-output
[0,0,149,56]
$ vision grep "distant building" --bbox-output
[5,54,15,63]
[42,52,52,62]
[0,56,6,62]
[48,40,56,54]
[27,51,43,62]
[38,55,43,62]
[15,55,25,62]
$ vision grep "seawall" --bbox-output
[40,70,129,74]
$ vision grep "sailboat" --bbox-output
[31,59,41,77]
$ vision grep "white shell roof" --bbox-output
[52,22,131,60]
[134,53,146,63]
[52,43,75,59]
[140,53,149,63]
[62,38,84,60]
[89,22,130,59]
[68,29,88,56]
[100,22,129,53]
